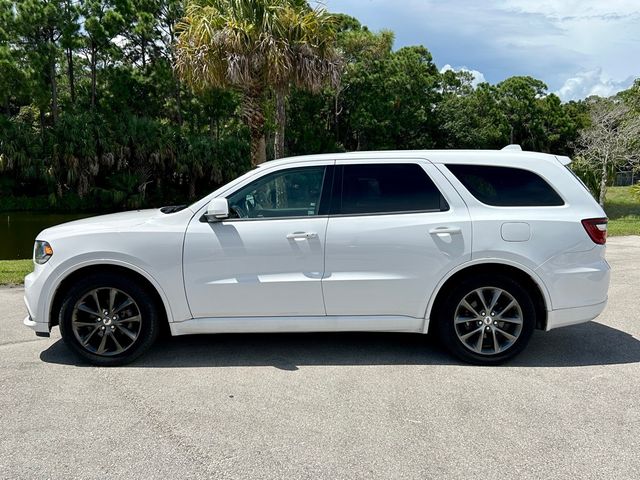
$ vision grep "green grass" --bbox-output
[0,259,33,286]
[605,186,640,236]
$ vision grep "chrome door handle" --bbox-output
[286,232,318,240]
[429,226,462,235]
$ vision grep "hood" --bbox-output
[37,208,163,241]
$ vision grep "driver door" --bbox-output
[183,162,334,318]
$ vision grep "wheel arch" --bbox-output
[424,260,550,333]
[48,262,173,330]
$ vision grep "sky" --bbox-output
[321,0,640,101]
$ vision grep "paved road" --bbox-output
[1,237,639,479]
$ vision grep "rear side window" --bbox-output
[337,163,448,215]
[446,164,564,207]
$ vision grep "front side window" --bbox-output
[337,163,447,215]
[227,166,326,219]
[446,164,564,207]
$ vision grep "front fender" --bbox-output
[29,254,178,330]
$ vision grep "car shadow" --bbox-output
[39,320,640,369]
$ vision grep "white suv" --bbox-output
[24,148,610,366]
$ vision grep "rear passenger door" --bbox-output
[322,159,472,322]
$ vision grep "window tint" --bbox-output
[446,164,564,207]
[227,166,326,219]
[337,163,447,214]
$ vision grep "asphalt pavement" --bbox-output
[1,236,639,479]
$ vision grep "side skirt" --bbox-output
[169,315,424,336]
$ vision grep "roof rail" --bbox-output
[501,144,522,151]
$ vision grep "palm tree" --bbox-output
[174,0,341,166]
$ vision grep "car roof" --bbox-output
[261,149,569,168]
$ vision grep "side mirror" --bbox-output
[205,197,229,222]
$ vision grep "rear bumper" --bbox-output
[545,299,607,331]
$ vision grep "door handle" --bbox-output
[286,232,318,240]
[429,226,462,235]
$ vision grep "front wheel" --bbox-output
[58,273,160,366]
[436,274,535,365]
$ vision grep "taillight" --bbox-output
[581,218,608,245]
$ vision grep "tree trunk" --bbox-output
[274,90,286,159]
[251,134,267,166]
[241,89,267,166]
[175,79,183,126]
[599,156,608,207]
[189,177,196,199]
[90,42,97,110]
[67,47,75,104]
[50,52,58,125]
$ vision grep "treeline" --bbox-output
[0,1,632,211]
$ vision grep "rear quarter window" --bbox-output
[446,164,564,207]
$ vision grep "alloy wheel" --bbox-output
[453,287,523,355]
[71,287,142,356]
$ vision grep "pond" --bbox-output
[0,211,96,260]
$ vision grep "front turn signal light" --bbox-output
[34,240,54,264]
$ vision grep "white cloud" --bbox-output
[439,64,486,88]
[496,0,640,20]
[324,0,640,99]
[556,68,634,101]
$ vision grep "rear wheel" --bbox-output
[436,274,535,365]
[58,273,160,366]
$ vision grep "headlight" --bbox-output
[34,240,53,264]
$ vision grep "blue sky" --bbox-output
[321,0,639,100]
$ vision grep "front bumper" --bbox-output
[23,315,50,336]
[24,267,51,335]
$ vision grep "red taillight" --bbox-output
[581,218,608,245]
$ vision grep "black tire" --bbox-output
[58,272,160,366]
[436,273,535,365]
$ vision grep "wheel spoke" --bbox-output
[109,288,117,313]
[116,324,137,341]
[459,326,483,341]
[491,328,500,353]
[81,326,101,346]
[111,332,124,352]
[455,315,478,325]
[495,327,518,342]
[113,298,134,314]
[461,299,481,318]
[488,289,503,313]
[77,303,101,317]
[495,300,516,319]
[114,315,141,325]
[91,290,102,314]
[475,328,485,352]
[96,332,109,354]
[74,321,100,327]
[474,289,489,312]
[499,317,522,325]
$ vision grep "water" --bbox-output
[0,211,95,260]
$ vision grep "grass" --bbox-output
[0,187,637,286]
[0,259,33,286]
[605,186,640,236]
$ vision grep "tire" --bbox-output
[436,273,535,365]
[58,272,160,366]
